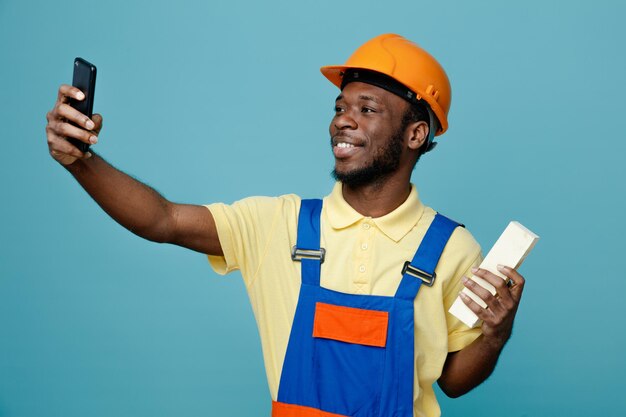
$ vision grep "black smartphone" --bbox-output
[68,57,97,153]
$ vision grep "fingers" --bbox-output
[460,267,526,346]
[47,85,101,165]
[49,117,98,145]
[47,130,92,164]
[496,265,525,301]
[459,291,493,321]
[462,276,506,315]
[488,265,525,303]
[51,85,96,136]
[51,102,95,131]
[459,288,512,346]
[461,266,527,314]
[470,267,515,309]
[57,84,84,104]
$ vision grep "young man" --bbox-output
[45,34,525,417]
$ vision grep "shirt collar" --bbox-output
[324,182,425,242]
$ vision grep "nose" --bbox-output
[333,111,358,131]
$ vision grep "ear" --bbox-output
[406,121,429,151]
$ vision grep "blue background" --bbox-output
[1,0,625,415]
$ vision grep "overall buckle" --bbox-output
[402,261,436,286]
[291,246,326,263]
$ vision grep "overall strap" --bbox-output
[395,213,462,300]
[292,199,324,286]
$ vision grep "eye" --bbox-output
[334,105,345,113]
[361,107,376,113]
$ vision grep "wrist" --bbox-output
[480,332,509,352]
[64,152,97,174]
[64,158,85,174]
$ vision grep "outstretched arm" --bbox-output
[45,84,222,255]
[438,266,525,397]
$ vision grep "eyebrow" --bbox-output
[335,94,382,104]
[358,94,381,104]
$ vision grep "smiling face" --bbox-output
[330,82,413,187]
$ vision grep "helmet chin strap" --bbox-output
[423,107,438,154]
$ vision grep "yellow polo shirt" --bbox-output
[206,183,482,417]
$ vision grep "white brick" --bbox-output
[449,221,539,328]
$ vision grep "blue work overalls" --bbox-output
[272,199,461,417]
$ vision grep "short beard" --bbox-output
[331,128,404,188]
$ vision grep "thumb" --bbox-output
[92,113,104,134]
[509,280,525,303]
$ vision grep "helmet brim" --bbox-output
[321,65,368,89]
[320,65,446,136]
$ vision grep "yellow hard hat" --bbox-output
[321,34,452,136]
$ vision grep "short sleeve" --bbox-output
[442,229,484,352]
[205,196,284,284]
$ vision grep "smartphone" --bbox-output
[68,57,97,153]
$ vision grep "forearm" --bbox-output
[438,334,504,398]
[438,266,525,397]
[65,153,173,242]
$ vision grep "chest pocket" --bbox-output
[313,302,389,347]
[312,301,390,415]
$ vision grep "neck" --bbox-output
[341,176,412,218]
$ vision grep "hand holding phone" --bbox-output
[68,57,97,153]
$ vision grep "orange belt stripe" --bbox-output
[272,401,348,417]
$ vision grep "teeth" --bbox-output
[336,142,355,148]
